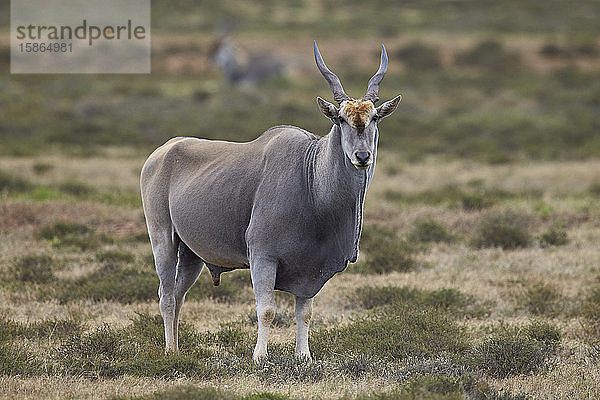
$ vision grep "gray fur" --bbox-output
[140,42,401,362]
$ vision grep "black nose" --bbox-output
[355,151,371,165]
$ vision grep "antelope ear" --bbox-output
[317,96,339,121]
[376,94,402,119]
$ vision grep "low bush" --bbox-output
[112,386,292,400]
[310,303,468,361]
[353,225,417,274]
[467,321,560,378]
[539,226,569,247]
[12,255,56,283]
[37,221,113,251]
[456,40,521,70]
[409,218,455,243]
[342,372,529,400]
[96,249,135,265]
[200,322,255,358]
[58,180,95,197]
[395,42,441,70]
[582,282,600,322]
[540,41,599,59]
[472,210,532,249]
[384,185,514,211]
[332,354,384,379]
[56,313,213,378]
[54,264,157,303]
[524,282,562,316]
[32,162,54,175]
[351,286,487,318]
[255,353,325,383]
[0,315,81,344]
[0,342,42,376]
[0,169,34,193]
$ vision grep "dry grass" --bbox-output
[1,153,600,399]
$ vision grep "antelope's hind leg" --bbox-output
[149,228,179,354]
[173,241,204,352]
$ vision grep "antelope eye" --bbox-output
[372,114,380,122]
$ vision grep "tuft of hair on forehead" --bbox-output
[340,100,375,128]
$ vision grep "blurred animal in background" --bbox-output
[208,36,287,85]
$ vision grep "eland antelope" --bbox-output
[140,41,402,363]
[209,36,286,85]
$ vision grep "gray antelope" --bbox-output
[140,41,402,363]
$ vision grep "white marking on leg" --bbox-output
[159,291,176,353]
[295,296,313,362]
[254,300,275,362]
[250,257,277,364]
[151,239,178,355]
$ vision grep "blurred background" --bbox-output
[1,0,599,163]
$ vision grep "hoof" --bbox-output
[253,352,268,365]
[296,353,313,363]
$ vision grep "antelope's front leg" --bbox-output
[250,257,277,364]
[295,296,313,362]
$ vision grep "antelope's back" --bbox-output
[140,128,317,267]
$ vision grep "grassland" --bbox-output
[2,153,600,399]
[2,1,600,399]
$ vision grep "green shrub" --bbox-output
[582,282,600,322]
[55,264,158,303]
[340,374,519,400]
[0,317,20,342]
[0,169,33,193]
[56,313,214,378]
[353,225,417,274]
[351,286,487,318]
[409,218,455,243]
[0,316,82,342]
[467,321,560,378]
[112,386,292,400]
[332,354,383,379]
[201,322,255,358]
[523,320,561,345]
[395,42,441,70]
[22,319,82,340]
[32,162,54,175]
[352,286,415,309]
[540,41,600,59]
[37,221,113,250]
[58,180,95,197]
[539,43,565,58]
[589,181,600,197]
[539,226,569,247]
[524,282,562,316]
[255,353,325,383]
[460,192,497,211]
[473,210,532,249]
[12,255,56,283]
[310,303,468,361]
[384,185,511,211]
[456,40,521,70]
[0,342,42,376]
[96,249,135,264]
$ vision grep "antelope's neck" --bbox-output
[308,125,370,209]
[305,125,371,262]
